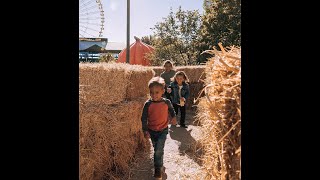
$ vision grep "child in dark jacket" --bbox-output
[141,76,177,179]
[160,60,176,101]
[167,71,190,128]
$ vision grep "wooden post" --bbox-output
[126,0,130,63]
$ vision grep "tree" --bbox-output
[149,7,202,66]
[141,35,156,46]
[99,53,116,63]
[199,0,241,52]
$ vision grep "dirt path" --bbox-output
[128,110,205,180]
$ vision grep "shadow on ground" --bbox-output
[169,110,203,166]
[129,110,203,179]
[128,140,169,180]
[128,140,154,180]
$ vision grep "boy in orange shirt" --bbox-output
[141,76,177,179]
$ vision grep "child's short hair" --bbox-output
[162,60,174,67]
[148,76,165,89]
[172,71,190,83]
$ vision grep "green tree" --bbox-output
[200,0,241,52]
[141,35,156,46]
[99,53,116,63]
[149,7,202,66]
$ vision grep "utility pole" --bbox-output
[126,0,130,63]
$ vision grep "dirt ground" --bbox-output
[128,110,206,180]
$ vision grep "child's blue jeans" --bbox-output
[149,127,168,168]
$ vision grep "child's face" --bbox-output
[150,85,164,101]
[176,75,184,85]
[164,63,172,72]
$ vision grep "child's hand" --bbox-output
[143,131,150,139]
[167,88,172,93]
[170,117,177,125]
[179,97,185,106]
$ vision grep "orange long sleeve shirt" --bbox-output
[141,98,176,132]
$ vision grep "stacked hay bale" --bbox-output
[80,62,154,180]
[150,65,205,81]
[196,43,241,180]
[151,66,163,77]
[150,65,206,110]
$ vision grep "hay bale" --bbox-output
[196,44,241,180]
[186,82,205,111]
[79,63,128,105]
[150,66,163,76]
[150,65,206,83]
[80,62,154,104]
[125,67,154,100]
[175,66,206,83]
[80,62,153,179]
[80,98,147,180]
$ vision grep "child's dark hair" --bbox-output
[162,60,174,68]
[171,71,190,84]
[148,76,165,89]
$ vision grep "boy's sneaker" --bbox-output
[180,124,187,128]
[154,167,162,179]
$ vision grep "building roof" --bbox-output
[104,42,126,51]
[79,41,107,51]
[79,38,125,53]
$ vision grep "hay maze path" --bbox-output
[128,110,204,180]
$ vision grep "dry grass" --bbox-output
[80,62,154,180]
[79,62,154,105]
[187,82,205,111]
[196,44,241,180]
[125,69,154,100]
[150,65,206,83]
[79,63,127,105]
[150,66,164,77]
[80,98,148,180]
[175,66,206,83]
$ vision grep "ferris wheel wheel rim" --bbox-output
[79,0,104,38]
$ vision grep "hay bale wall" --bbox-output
[80,63,154,105]
[125,70,154,100]
[80,64,127,105]
[196,44,241,180]
[150,65,206,83]
[151,66,163,77]
[187,81,205,111]
[80,62,154,180]
[80,99,146,180]
[175,66,206,83]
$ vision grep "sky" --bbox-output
[99,0,204,44]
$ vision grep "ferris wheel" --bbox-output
[79,0,105,38]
